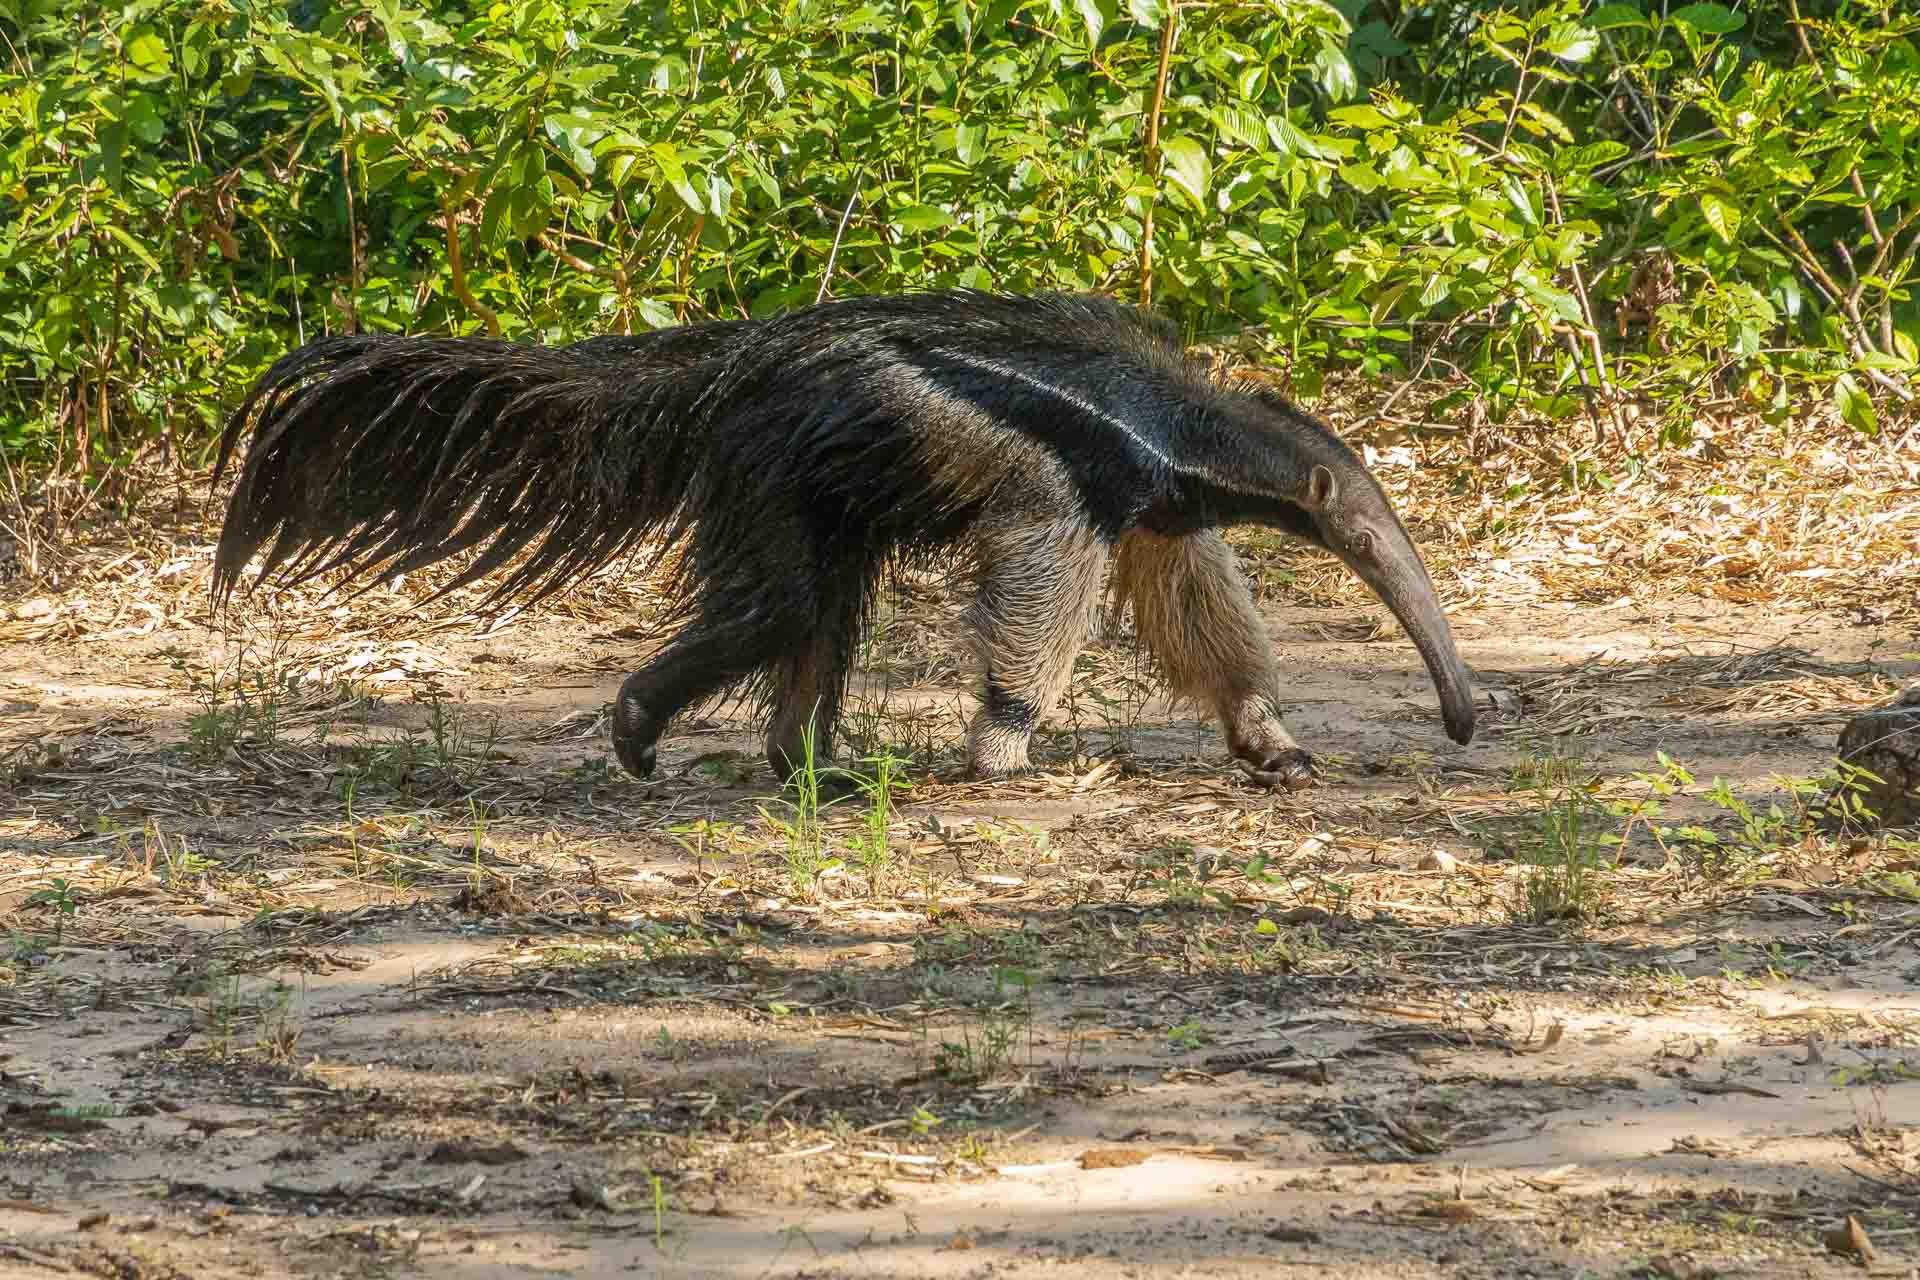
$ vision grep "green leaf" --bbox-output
[1550,141,1630,179]
[1313,45,1357,102]
[96,122,126,191]
[105,225,162,274]
[635,298,678,330]
[955,123,985,165]
[181,20,213,79]
[1589,4,1647,29]
[1075,0,1105,45]
[1516,102,1573,144]
[1669,3,1745,35]
[1128,0,1166,24]
[706,171,734,221]
[1832,372,1876,434]
[1218,170,1267,212]
[125,27,173,78]
[977,0,1023,37]
[1266,115,1341,161]
[1340,161,1381,193]
[1215,104,1266,150]
[1520,278,1584,327]
[125,93,166,146]
[544,114,604,177]
[891,204,955,233]
[1540,22,1598,63]
[1159,135,1210,209]
[651,144,704,214]
[153,284,196,328]
[1700,192,1740,243]
[1327,104,1396,130]
[1502,174,1539,226]
[37,294,75,363]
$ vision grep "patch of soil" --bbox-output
[3,445,1918,1278]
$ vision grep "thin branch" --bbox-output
[1770,219,1863,343]
[535,232,627,286]
[1786,0,1884,249]
[340,147,362,335]
[1865,205,1920,282]
[816,164,868,305]
[1138,4,1180,309]
[1561,251,1621,437]
[442,193,501,338]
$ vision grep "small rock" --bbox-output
[424,1141,527,1166]
[569,1179,619,1212]
[1417,851,1458,873]
[1835,698,1920,826]
[1078,1147,1149,1170]
[1823,1214,1874,1264]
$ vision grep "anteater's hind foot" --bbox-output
[962,516,1111,780]
[763,593,867,794]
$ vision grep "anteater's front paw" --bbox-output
[610,679,661,779]
[1234,747,1316,792]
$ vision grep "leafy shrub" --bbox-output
[0,0,1911,470]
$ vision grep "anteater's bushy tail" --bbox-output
[212,291,1199,619]
[210,320,749,609]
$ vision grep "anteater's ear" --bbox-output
[1297,464,1337,512]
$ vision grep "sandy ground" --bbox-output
[2,475,1918,1280]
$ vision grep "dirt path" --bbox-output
[3,477,1919,1279]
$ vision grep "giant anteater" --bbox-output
[213,290,1476,790]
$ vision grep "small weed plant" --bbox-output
[758,716,845,895]
[932,966,1034,1083]
[848,749,909,892]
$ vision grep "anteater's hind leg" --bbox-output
[963,518,1111,778]
[610,611,791,780]
[1111,528,1314,790]
[764,585,866,787]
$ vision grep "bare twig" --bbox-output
[1781,0,1915,385]
[442,193,502,338]
[340,147,362,335]
[816,164,869,306]
[1542,176,1625,443]
[1786,0,1884,248]
[1138,4,1180,309]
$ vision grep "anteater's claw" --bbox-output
[1236,748,1316,792]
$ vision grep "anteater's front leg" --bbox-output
[1112,528,1315,790]
[963,519,1111,778]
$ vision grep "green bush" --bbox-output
[1,0,1913,470]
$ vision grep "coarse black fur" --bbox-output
[213,290,1476,787]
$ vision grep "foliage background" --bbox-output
[2,0,1915,473]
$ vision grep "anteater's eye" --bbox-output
[1353,530,1374,555]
